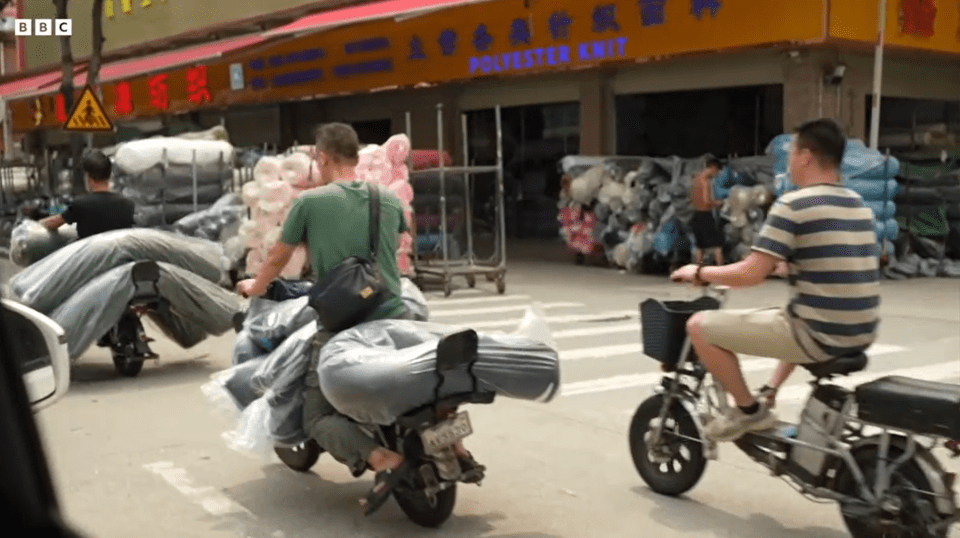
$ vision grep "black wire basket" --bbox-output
[640,296,721,368]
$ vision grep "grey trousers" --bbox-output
[302,309,415,475]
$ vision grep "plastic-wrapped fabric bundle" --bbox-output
[318,305,559,426]
[9,220,78,267]
[11,229,227,314]
[172,193,246,242]
[49,262,241,360]
[204,305,558,458]
[114,138,235,176]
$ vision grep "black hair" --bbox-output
[81,149,112,181]
[795,118,846,169]
[705,158,723,170]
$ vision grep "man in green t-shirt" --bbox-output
[237,123,480,514]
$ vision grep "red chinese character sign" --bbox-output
[148,73,170,111]
[114,82,134,115]
[900,0,937,37]
[186,65,212,105]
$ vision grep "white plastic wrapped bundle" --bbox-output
[253,156,283,186]
[241,181,261,207]
[10,220,79,267]
[114,138,235,176]
[570,166,604,204]
[280,152,317,189]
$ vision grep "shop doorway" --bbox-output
[466,102,580,240]
[615,85,783,158]
[352,119,393,145]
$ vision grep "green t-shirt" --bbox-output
[281,181,409,322]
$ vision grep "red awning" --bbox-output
[76,34,266,86]
[265,0,494,37]
[2,34,264,102]
[0,70,67,100]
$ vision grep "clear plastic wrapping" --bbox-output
[9,219,78,267]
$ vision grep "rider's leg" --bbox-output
[713,247,724,266]
[302,330,404,476]
[761,362,797,407]
[694,248,704,265]
[687,314,754,407]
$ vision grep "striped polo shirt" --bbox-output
[753,184,881,361]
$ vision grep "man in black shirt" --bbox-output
[41,150,135,239]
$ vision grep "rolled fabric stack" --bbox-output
[238,135,415,278]
[239,155,313,278]
[557,154,776,271]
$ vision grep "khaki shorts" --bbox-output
[697,307,817,364]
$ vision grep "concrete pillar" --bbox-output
[579,70,615,155]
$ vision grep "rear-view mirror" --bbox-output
[1,299,71,411]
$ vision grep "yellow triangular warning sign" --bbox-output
[64,86,114,132]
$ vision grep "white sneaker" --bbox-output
[704,403,777,442]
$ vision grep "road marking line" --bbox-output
[562,344,908,397]
[143,462,254,518]
[552,323,640,340]
[560,343,644,361]
[456,310,637,330]
[774,360,960,404]
[429,302,582,318]
[426,294,530,306]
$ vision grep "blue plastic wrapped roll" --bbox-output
[845,178,899,201]
[864,200,897,221]
[875,218,899,242]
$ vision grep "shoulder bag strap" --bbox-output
[367,182,381,261]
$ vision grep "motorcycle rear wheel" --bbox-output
[838,445,950,538]
[274,440,323,472]
[394,483,457,528]
[629,394,707,497]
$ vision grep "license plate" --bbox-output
[421,412,473,455]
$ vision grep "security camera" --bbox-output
[824,64,846,85]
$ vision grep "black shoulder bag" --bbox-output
[307,183,386,332]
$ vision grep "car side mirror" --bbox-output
[1,299,71,411]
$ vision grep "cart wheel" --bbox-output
[466,275,476,288]
[443,280,452,297]
[496,276,506,295]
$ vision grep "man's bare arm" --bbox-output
[698,251,780,288]
[40,215,65,231]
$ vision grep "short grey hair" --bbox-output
[315,123,360,164]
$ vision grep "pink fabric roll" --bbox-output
[368,163,393,186]
[388,181,414,206]
[253,156,283,186]
[258,180,294,213]
[241,181,261,208]
[384,134,411,165]
[389,164,409,186]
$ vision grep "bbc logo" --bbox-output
[14,19,73,37]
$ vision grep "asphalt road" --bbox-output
[29,254,960,538]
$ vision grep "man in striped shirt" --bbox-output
[671,119,881,441]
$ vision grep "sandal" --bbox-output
[359,462,410,516]
[456,452,486,484]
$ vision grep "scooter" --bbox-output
[274,328,493,528]
[97,261,163,377]
[629,285,960,538]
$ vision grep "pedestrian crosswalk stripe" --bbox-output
[426,294,531,307]
[560,343,644,361]
[429,302,582,318]
[561,344,908,396]
[552,323,639,340]
[454,310,637,331]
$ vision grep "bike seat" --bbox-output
[801,352,868,378]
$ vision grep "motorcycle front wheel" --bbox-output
[629,394,707,497]
[274,440,323,472]
[394,483,457,528]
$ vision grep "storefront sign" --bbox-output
[830,0,960,52]
[11,0,828,131]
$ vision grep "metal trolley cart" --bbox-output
[406,104,506,297]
